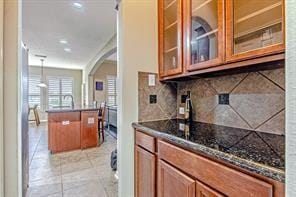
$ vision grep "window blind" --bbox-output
[28,75,41,107]
[48,76,74,107]
[107,75,117,106]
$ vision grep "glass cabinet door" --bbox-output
[159,0,183,77]
[226,0,285,61]
[184,0,224,71]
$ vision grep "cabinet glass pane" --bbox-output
[191,0,218,64]
[233,0,283,54]
[163,0,178,71]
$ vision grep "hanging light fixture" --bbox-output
[35,55,47,88]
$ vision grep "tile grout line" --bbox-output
[229,73,250,94]
[253,108,285,131]
[228,104,254,129]
[258,71,285,91]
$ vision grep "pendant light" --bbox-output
[36,55,47,88]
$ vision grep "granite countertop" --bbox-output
[132,119,285,183]
[46,105,99,113]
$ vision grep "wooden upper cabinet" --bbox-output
[225,0,285,62]
[158,160,195,197]
[159,0,183,77]
[184,0,225,71]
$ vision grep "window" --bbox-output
[107,75,117,106]
[28,75,41,107]
[48,76,74,107]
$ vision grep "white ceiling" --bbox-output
[23,0,117,69]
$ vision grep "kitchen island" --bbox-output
[47,106,99,153]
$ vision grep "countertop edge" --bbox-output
[46,108,99,113]
[132,122,285,183]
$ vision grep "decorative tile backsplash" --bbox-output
[138,72,177,122]
[178,68,285,135]
[138,67,285,135]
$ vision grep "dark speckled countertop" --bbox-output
[46,105,99,113]
[132,119,285,183]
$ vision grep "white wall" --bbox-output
[0,0,4,196]
[117,0,158,196]
[286,0,296,196]
[93,60,117,103]
[3,0,22,196]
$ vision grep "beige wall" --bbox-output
[0,0,3,196]
[117,0,158,196]
[3,0,22,196]
[93,60,117,103]
[29,66,83,105]
[29,66,83,121]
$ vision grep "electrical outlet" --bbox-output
[219,94,229,105]
[148,74,156,86]
[179,123,185,131]
[149,95,157,104]
[179,107,185,115]
[181,95,187,103]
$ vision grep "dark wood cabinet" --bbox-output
[225,0,285,62]
[158,0,183,77]
[158,160,195,197]
[135,146,156,197]
[184,0,225,71]
[81,111,98,149]
[158,0,285,80]
[134,130,284,197]
[48,110,99,153]
[196,180,224,197]
[48,112,81,153]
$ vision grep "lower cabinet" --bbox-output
[134,130,285,197]
[135,146,156,197]
[158,160,195,197]
[195,181,224,197]
[80,111,98,149]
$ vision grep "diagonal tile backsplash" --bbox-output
[138,67,285,135]
[178,67,285,135]
[138,72,177,122]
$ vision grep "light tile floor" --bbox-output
[28,123,118,197]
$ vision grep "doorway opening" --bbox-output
[23,1,118,196]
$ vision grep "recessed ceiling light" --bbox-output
[73,2,83,9]
[64,48,71,52]
[59,39,68,44]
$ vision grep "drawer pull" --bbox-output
[62,120,70,125]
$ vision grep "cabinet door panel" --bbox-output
[226,0,285,62]
[57,121,81,152]
[81,111,98,149]
[158,160,195,197]
[196,180,225,197]
[135,146,156,197]
[159,0,183,77]
[184,0,225,71]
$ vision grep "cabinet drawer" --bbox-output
[135,131,156,153]
[48,112,81,122]
[158,140,273,197]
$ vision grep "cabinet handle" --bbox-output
[62,120,70,125]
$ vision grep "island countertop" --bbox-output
[46,105,99,113]
[132,119,285,183]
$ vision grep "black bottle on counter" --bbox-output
[184,91,193,132]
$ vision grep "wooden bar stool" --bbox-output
[98,102,106,142]
[28,104,40,126]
